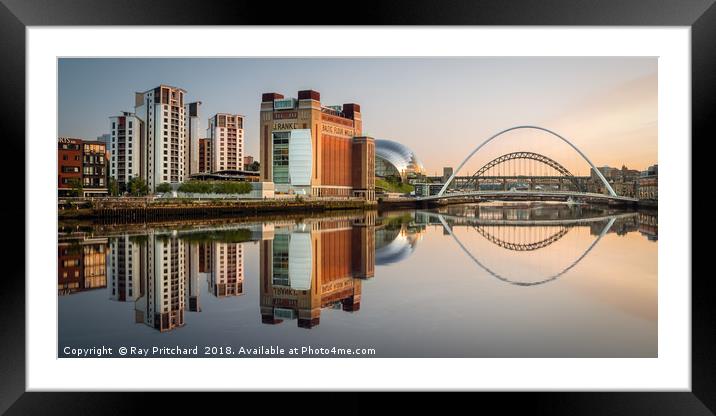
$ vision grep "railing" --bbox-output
[417,189,639,202]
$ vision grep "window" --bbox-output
[272,132,290,184]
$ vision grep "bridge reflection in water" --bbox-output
[58,203,657,357]
[429,211,618,286]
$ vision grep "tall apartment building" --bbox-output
[208,113,244,172]
[259,90,375,200]
[133,85,187,189]
[198,138,212,173]
[185,101,202,177]
[109,112,144,191]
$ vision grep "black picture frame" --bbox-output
[1,0,709,413]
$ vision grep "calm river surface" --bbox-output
[58,202,657,358]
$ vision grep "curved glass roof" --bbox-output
[375,233,416,265]
[375,226,423,266]
[375,139,425,177]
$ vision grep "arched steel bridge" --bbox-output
[457,151,585,192]
[423,211,637,286]
[424,126,637,202]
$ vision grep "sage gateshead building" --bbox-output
[375,139,425,181]
[259,90,375,200]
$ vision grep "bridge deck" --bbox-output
[417,190,638,203]
[429,211,638,226]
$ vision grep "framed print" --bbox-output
[2,0,711,413]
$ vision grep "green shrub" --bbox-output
[178,180,253,195]
[155,182,172,193]
[214,181,252,194]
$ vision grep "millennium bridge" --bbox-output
[417,126,638,204]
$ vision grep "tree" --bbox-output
[127,176,149,196]
[155,182,172,193]
[178,180,212,194]
[68,178,83,197]
[178,180,252,194]
[108,177,120,197]
[247,161,260,172]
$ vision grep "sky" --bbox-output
[58,57,657,175]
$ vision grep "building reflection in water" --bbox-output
[103,232,248,332]
[186,243,201,312]
[58,237,108,295]
[130,232,187,332]
[375,212,426,266]
[206,242,245,298]
[259,211,376,329]
[108,235,141,302]
[638,212,658,241]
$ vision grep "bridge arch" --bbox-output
[438,126,616,197]
[464,151,584,192]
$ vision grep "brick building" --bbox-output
[259,90,375,200]
[58,138,83,196]
[58,137,108,197]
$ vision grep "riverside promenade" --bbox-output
[58,196,380,223]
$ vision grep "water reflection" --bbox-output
[427,211,618,286]
[375,213,425,265]
[259,214,376,328]
[58,238,108,295]
[105,235,248,331]
[58,203,658,357]
[414,203,656,287]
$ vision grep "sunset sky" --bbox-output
[58,57,657,175]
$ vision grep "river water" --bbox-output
[58,202,657,357]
